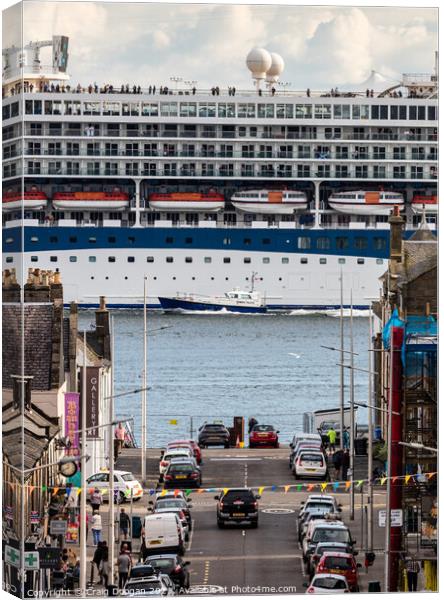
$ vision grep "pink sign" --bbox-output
[64,392,80,453]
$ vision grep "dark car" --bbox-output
[215,488,260,528]
[164,460,202,488]
[129,564,157,579]
[249,424,279,448]
[145,554,191,590]
[151,497,193,531]
[198,423,230,448]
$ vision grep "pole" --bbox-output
[108,315,115,584]
[79,331,87,593]
[384,331,394,593]
[368,304,374,551]
[339,270,344,450]
[360,485,364,550]
[349,291,355,520]
[190,416,193,440]
[141,277,147,483]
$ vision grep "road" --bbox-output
[116,447,387,594]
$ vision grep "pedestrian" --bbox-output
[119,507,131,541]
[90,487,103,512]
[343,429,350,450]
[306,88,311,97]
[91,510,102,546]
[100,541,109,587]
[341,449,350,481]
[115,422,126,455]
[248,417,258,433]
[405,556,421,591]
[117,547,132,589]
[91,542,104,584]
[332,449,343,480]
[327,427,337,453]
[67,548,77,568]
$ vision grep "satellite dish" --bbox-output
[266,53,284,84]
[246,48,272,88]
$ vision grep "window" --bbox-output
[336,237,348,250]
[354,237,368,249]
[128,257,135,263]
[6,257,13,263]
[31,256,38,262]
[89,237,97,243]
[185,257,192,263]
[223,237,231,245]
[319,258,327,264]
[244,257,251,264]
[204,257,212,263]
[262,257,270,264]
[357,258,365,264]
[147,256,154,262]
[243,238,251,245]
[373,237,386,250]
[282,257,289,264]
[166,257,173,263]
[258,104,275,118]
[69,256,77,262]
[89,256,96,263]
[166,237,174,244]
[300,257,308,264]
[108,236,116,243]
[317,237,330,250]
[338,258,346,264]
[185,237,193,244]
[69,236,77,243]
[376,258,384,265]
[223,257,231,263]
[262,238,271,245]
[298,237,311,249]
[108,257,116,263]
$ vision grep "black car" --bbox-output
[198,423,230,448]
[145,554,191,590]
[215,488,260,528]
[164,461,202,488]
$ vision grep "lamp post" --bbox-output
[142,277,147,484]
[79,331,87,595]
[170,76,183,91]
[398,441,437,453]
[109,315,115,585]
[349,291,355,521]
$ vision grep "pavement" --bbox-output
[104,446,389,594]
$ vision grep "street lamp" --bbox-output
[170,76,183,90]
[398,441,437,453]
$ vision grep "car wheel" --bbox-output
[251,520,258,528]
[217,519,225,528]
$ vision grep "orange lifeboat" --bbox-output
[411,194,438,214]
[2,187,48,211]
[149,191,225,212]
[52,189,129,210]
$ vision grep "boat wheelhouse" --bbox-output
[3,188,48,211]
[231,190,308,214]
[52,190,129,210]
[327,190,405,216]
[149,191,225,212]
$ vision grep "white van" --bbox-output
[142,513,185,556]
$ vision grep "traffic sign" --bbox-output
[378,509,403,527]
[5,545,20,568]
[24,551,39,571]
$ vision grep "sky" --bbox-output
[2,1,439,90]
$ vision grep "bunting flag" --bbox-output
[405,475,411,484]
[223,488,229,495]
[321,483,328,492]
[258,486,265,496]
[345,481,351,490]
[173,489,180,497]
[76,488,82,496]
[160,489,167,497]
[307,484,314,491]
[356,480,364,488]
[380,477,387,486]
[284,485,290,494]
[29,486,35,494]
[53,487,59,496]
[332,482,339,491]
[427,472,437,480]
[271,485,277,491]
[296,484,303,492]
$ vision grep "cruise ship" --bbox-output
[2,40,438,309]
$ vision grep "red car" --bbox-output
[167,439,202,465]
[249,425,279,448]
[315,552,360,592]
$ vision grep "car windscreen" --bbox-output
[300,453,324,464]
[165,452,190,460]
[305,502,334,512]
[252,425,274,432]
[168,464,194,472]
[223,491,254,503]
[130,566,156,577]
[324,556,352,569]
[312,528,351,544]
[156,500,185,509]
[314,577,347,590]
[121,473,135,482]
[203,424,226,430]
[148,558,175,570]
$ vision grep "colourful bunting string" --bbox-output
[284,485,290,494]
[321,483,328,492]
[258,486,265,495]
[405,475,411,484]
[345,481,351,490]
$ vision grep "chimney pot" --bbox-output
[99,296,106,310]
[54,271,61,285]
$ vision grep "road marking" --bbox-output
[242,529,246,537]
[187,522,195,552]
[209,458,262,462]
[262,507,295,514]
[244,463,248,486]
[203,560,210,586]
[184,554,302,561]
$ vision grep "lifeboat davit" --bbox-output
[328,190,404,216]
[149,192,225,212]
[231,190,308,214]
[52,190,129,210]
[2,187,48,211]
[411,195,438,214]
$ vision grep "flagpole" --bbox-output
[141,277,147,483]
[349,291,355,521]
[367,304,374,550]
[108,315,115,584]
[79,331,87,593]
[339,270,344,449]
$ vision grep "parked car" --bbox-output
[141,513,185,558]
[215,488,260,528]
[308,542,357,578]
[305,573,350,594]
[249,424,279,448]
[290,441,325,469]
[289,432,323,452]
[167,439,202,465]
[298,509,339,544]
[315,552,361,592]
[159,448,194,480]
[198,423,230,448]
[164,459,202,488]
[124,574,175,596]
[150,497,193,531]
[294,451,328,480]
[145,554,191,591]
[298,495,342,521]
[86,470,143,503]
[303,520,354,564]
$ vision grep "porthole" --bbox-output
[223,257,231,264]
[91,276,95,280]
[263,257,270,264]
[192,277,196,280]
[49,236,58,243]
[338,258,346,264]
[108,257,116,263]
[89,256,96,263]
[31,236,39,243]
[89,237,97,243]
[153,276,157,280]
[225,277,229,281]
[282,257,289,264]
[357,258,365,265]
[5,238,13,244]
[173,276,176,280]
[128,256,135,263]
[31,256,38,262]
[147,257,154,262]
[376,258,384,265]
[300,257,308,264]
[211,277,215,280]
[124,276,128,280]
[319,258,327,264]
[69,256,77,263]
[105,276,109,280]
[69,236,77,243]
[185,257,192,263]
[166,257,173,263]
[278,277,282,281]
[244,257,251,264]
[50,256,58,262]
[6,257,13,263]
[204,257,212,263]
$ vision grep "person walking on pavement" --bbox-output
[117,547,132,589]
[332,449,343,480]
[327,427,337,454]
[248,417,258,434]
[405,557,421,591]
[91,510,102,546]
[90,487,103,512]
[91,542,104,584]
[119,507,131,541]
[343,429,350,450]
[341,449,350,481]
[99,541,109,588]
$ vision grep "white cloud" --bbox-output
[153,30,170,49]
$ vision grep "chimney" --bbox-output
[95,296,111,361]
[49,269,64,303]
[2,269,21,303]
[388,206,404,263]
[24,268,51,303]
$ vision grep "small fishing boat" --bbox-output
[411,194,438,214]
[149,191,225,212]
[231,189,308,214]
[3,187,48,211]
[328,190,404,215]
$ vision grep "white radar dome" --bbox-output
[246,47,272,80]
[266,53,285,83]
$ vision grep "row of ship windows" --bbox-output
[6,256,383,266]
[4,100,436,122]
[14,235,387,251]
